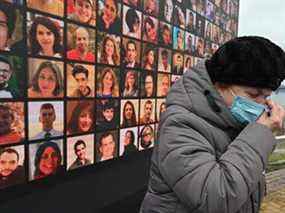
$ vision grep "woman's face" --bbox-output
[75,0,93,23]
[126,72,135,87]
[142,127,152,143]
[147,0,156,12]
[124,131,132,146]
[36,24,55,52]
[78,109,93,132]
[160,103,166,113]
[145,75,153,96]
[147,50,154,65]
[38,67,57,96]
[177,32,183,48]
[105,38,115,58]
[103,0,117,23]
[145,22,156,41]
[39,147,59,176]
[124,103,134,120]
[103,71,114,91]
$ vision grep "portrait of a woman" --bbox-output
[143,48,156,71]
[29,16,63,57]
[28,61,64,98]
[97,67,119,98]
[99,35,120,66]
[121,101,137,128]
[67,101,94,135]
[33,141,62,180]
[139,124,154,149]
[97,0,121,34]
[122,130,137,155]
[122,70,139,97]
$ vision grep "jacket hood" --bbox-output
[166,60,243,132]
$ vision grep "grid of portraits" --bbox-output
[0,0,239,189]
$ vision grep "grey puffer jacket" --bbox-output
[140,60,277,213]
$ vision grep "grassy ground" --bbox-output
[267,141,285,172]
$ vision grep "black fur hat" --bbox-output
[205,36,285,90]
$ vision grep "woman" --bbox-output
[184,56,192,73]
[68,0,96,26]
[67,101,94,135]
[97,0,121,34]
[121,101,137,128]
[140,124,154,149]
[143,16,157,43]
[28,61,64,98]
[142,74,154,97]
[97,67,119,98]
[34,141,62,180]
[122,130,137,155]
[176,30,184,50]
[29,16,63,57]
[158,102,166,121]
[143,49,155,71]
[99,36,120,66]
[125,8,141,39]
[122,70,139,97]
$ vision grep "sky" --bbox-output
[238,0,285,49]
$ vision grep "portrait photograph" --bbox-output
[142,43,157,71]
[0,144,25,189]
[139,98,155,125]
[157,73,170,97]
[121,69,140,98]
[138,124,154,150]
[196,0,205,16]
[28,101,63,140]
[143,0,159,17]
[195,36,205,57]
[186,8,196,33]
[67,23,96,63]
[195,13,205,37]
[122,37,141,69]
[0,54,25,98]
[67,0,96,26]
[173,4,186,29]
[142,15,158,44]
[185,32,196,55]
[97,32,121,66]
[122,5,142,40]
[96,130,118,162]
[173,27,185,51]
[97,0,121,35]
[158,48,171,73]
[96,98,119,132]
[160,0,173,23]
[96,66,120,98]
[119,127,138,156]
[26,12,64,58]
[66,100,94,136]
[172,51,184,75]
[205,20,213,41]
[28,58,64,99]
[66,63,95,98]
[0,102,24,145]
[29,140,64,181]
[67,134,94,171]
[0,3,23,53]
[156,98,166,122]
[184,55,194,73]
[158,22,172,48]
[140,72,156,98]
[120,99,139,128]
[27,0,64,17]
[206,0,215,21]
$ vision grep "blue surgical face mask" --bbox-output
[230,90,268,125]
